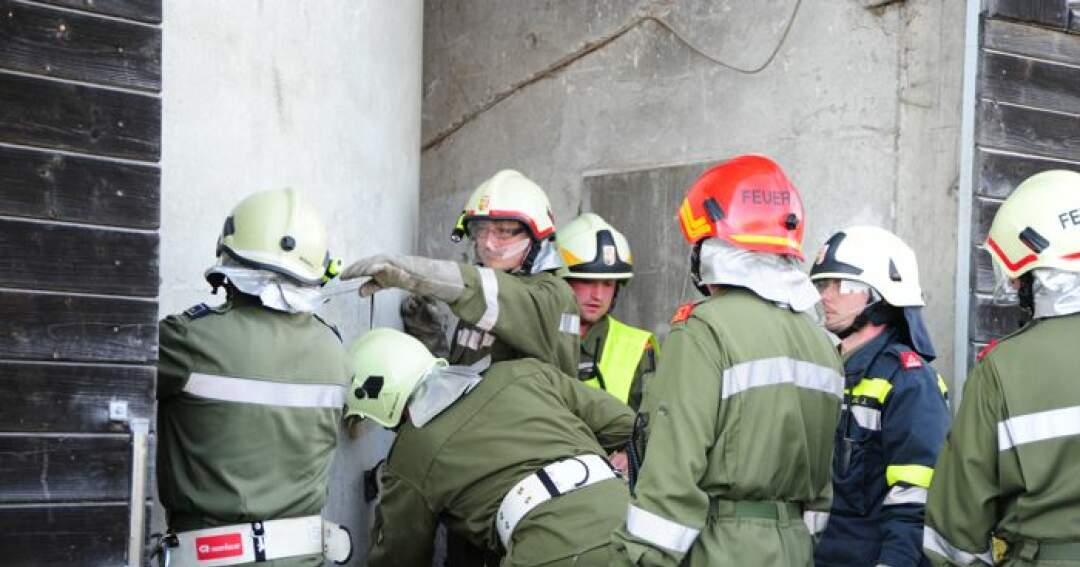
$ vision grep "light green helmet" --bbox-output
[555,213,634,280]
[345,328,447,428]
[987,169,1080,279]
[212,188,338,286]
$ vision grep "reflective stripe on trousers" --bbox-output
[625,505,700,554]
[923,526,993,565]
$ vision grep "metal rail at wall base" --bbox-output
[111,400,151,567]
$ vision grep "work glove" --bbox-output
[401,294,450,359]
[341,254,465,303]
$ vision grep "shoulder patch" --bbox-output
[183,303,213,320]
[670,301,698,325]
[899,351,923,370]
[976,339,999,362]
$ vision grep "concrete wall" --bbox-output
[419,0,965,380]
[160,2,423,563]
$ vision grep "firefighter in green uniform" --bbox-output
[923,170,1080,566]
[155,188,352,567]
[346,328,634,566]
[342,170,580,565]
[341,169,579,376]
[611,155,844,566]
[556,213,658,410]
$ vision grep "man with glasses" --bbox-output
[342,170,582,565]
[342,169,579,377]
[808,226,949,567]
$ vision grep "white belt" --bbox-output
[495,454,617,548]
[167,515,352,567]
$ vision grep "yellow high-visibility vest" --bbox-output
[583,315,658,404]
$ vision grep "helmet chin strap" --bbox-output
[609,283,623,311]
[689,242,710,296]
[835,299,897,339]
[1017,272,1035,320]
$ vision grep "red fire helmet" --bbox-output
[677,154,805,260]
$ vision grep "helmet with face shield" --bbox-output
[810,226,935,358]
[449,170,560,273]
[986,170,1080,317]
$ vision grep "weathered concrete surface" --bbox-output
[586,164,705,339]
[893,0,965,375]
[160,2,423,564]
[420,0,963,379]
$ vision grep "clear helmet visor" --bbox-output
[813,278,878,333]
[989,249,1020,306]
[468,219,532,265]
[473,235,531,263]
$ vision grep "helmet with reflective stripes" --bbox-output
[987,169,1080,279]
[677,155,805,260]
[345,328,445,428]
[810,225,924,307]
[211,188,334,286]
[451,169,555,242]
[555,213,633,280]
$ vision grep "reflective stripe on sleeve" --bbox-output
[923,526,993,565]
[882,485,928,506]
[559,313,581,335]
[721,357,843,400]
[849,378,893,404]
[850,405,881,431]
[625,504,700,554]
[476,268,500,331]
[885,464,933,488]
[998,404,1080,451]
[184,373,345,408]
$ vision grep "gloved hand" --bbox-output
[401,294,450,358]
[608,450,629,479]
[341,254,465,303]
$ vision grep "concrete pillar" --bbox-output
[161,2,423,564]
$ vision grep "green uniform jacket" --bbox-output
[924,315,1080,566]
[367,358,635,567]
[578,315,658,411]
[449,265,580,377]
[611,288,843,566]
[157,295,350,567]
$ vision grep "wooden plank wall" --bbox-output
[0,0,161,564]
[967,2,1080,366]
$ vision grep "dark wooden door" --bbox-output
[0,0,161,564]
[966,0,1080,366]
